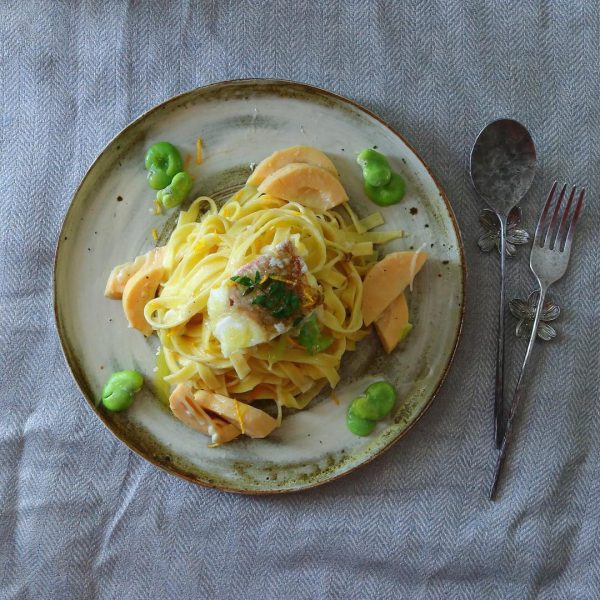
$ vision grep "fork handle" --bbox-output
[494,214,508,448]
[489,282,548,499]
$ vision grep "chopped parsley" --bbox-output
[231,271,262,296]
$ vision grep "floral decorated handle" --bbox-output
[509,290,560,340]
[478,206,530,256]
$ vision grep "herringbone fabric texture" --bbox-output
[1,1,599,598]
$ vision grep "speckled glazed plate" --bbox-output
[54,79,465,493]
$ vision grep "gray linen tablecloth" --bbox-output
[1,1,599,598]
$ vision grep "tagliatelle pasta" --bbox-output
[147,185,399,402]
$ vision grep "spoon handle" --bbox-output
[494,214,507,447]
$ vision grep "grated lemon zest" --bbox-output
[196,137,203,165]
[269,275,295,285]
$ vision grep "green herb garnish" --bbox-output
[296,313,333,355]
[231,271,262,296]
[231,272,302,319]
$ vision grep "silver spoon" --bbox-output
[470,119,536,448]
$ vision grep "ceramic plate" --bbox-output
[54,79,465,493]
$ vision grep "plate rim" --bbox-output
[53,78,467,494]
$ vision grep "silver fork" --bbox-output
[489,182,585,499]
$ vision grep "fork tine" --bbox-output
[534,181,558,246]
[556,186,577,249]
[544,183,567,247]
[563,188,585,252]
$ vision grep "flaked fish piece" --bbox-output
[207,241,322,357]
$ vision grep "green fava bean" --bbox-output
[365,381,397,419]
[102,387,134,412]
[145,142,183,190]
[346,405,376,436]
[157,171,193,209]
[101,370,144,412]
[364,171,406,206]
[350,394,382,421]
[357,149,392,187]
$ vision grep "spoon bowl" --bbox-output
[470,119,537,215]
